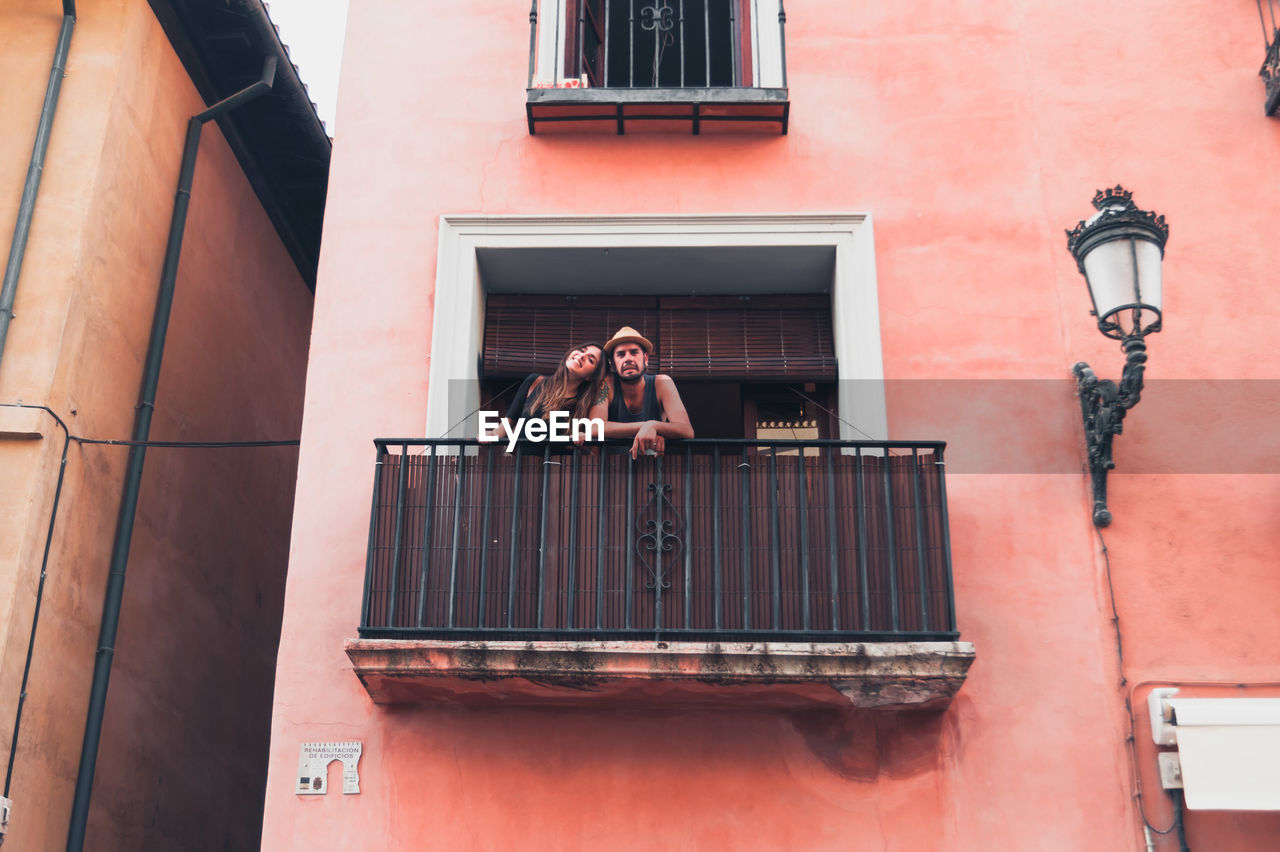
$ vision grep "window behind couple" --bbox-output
[484,294,839,451]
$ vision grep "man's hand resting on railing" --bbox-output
[631,421,666,459]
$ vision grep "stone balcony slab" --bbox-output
[346,638,975,710]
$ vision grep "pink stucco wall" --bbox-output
[264,1,1280,849]
[0,1,312,848]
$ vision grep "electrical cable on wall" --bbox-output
[427,379,523,450]
[0,402,298,815]
[1094,522,1179,838]
[1094,525,1280,845]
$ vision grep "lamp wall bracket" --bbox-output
[1073,334,1147,526]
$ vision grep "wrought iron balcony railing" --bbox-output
[526,0,789,134]
[360,439,957,643]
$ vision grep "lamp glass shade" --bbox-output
[1081,235,1163,337]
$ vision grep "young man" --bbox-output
[587,326,694,459]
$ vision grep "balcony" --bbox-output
[525,0,789,135]
[1265,33,1280,116]
[349,438,973,709]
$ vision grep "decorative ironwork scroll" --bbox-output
[640,3,675,32]
[635,458,684,629]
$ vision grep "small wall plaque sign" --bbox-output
[296,741,362,795]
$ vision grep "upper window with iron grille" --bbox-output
[527,0,790,134]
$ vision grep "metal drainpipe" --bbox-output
[0,1,76,377]
[65,55,277,852]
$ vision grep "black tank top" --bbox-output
[505,374,544,420]
[608,374,661,423]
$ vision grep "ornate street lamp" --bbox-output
[1066,186,1169,527]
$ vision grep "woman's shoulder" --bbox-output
[511,373,544,407]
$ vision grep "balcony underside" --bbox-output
[526,87,789,135]
[347,638,976,710]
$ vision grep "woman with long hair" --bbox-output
[504,342,606,423]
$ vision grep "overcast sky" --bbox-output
[264,0,349,134]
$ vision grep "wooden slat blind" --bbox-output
[659,296,836,380]
[483,294,834,380]
[483,296,659,376]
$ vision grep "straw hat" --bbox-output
[603,326,653,355]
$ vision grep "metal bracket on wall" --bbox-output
[1072,334,1148,527]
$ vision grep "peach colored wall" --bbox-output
[264,1,1280,850]
[0,1,311,849]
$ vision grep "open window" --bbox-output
[481,294,836,439]
[424,215,887,444]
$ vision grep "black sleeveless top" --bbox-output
[607,374,661,423]
[505,374,544,420]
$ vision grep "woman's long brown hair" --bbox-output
[527,342,605,420]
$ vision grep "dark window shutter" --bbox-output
[483,295,833,380]
[659,296,835,380]
[483,296,659,376]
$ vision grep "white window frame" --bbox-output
[427,213,887,443]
